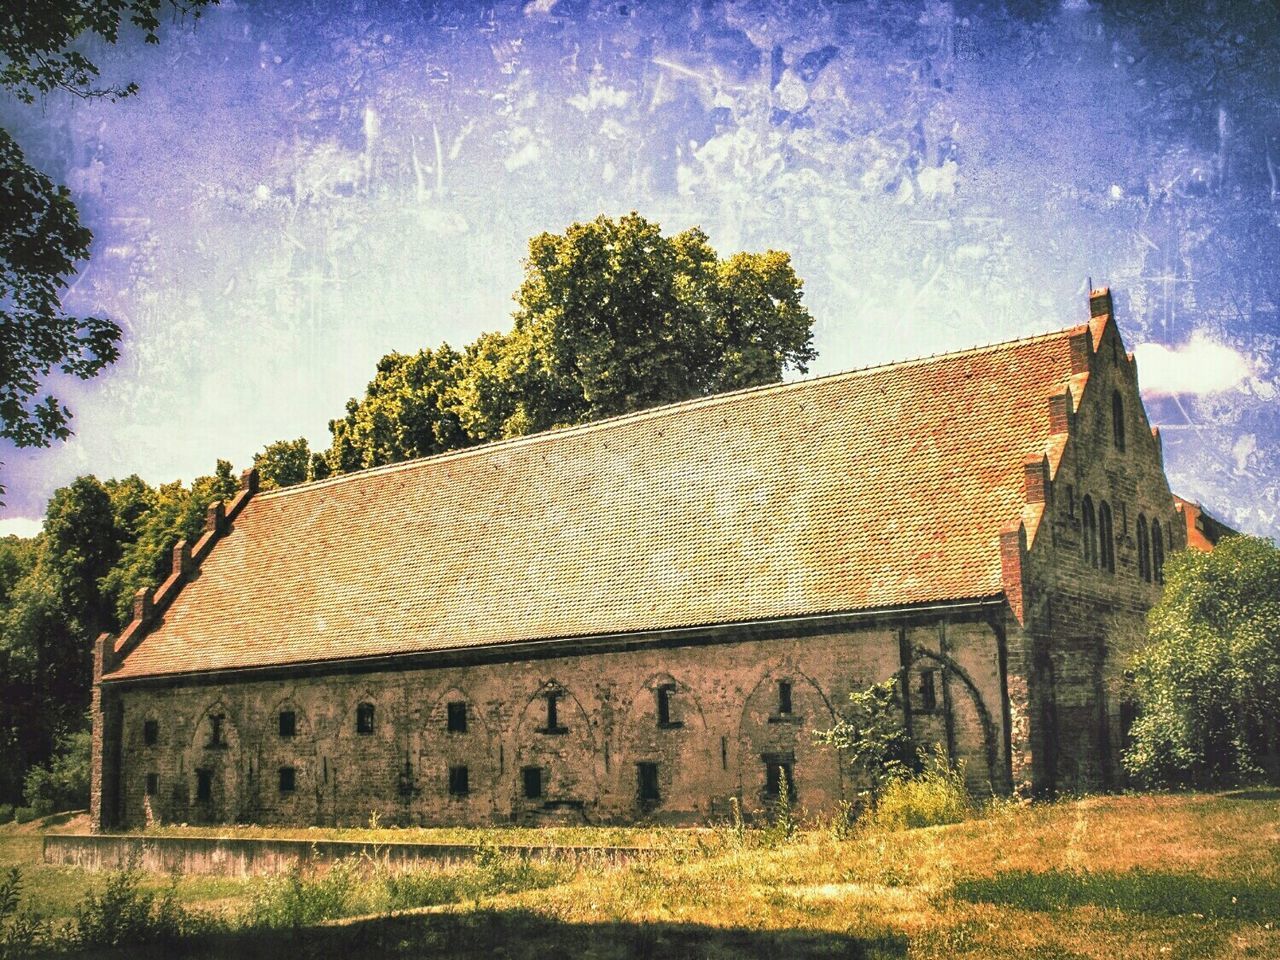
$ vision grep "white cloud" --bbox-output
[0,517,43,539]
[1132,334,1251,397]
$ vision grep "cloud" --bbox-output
[0,517,43,539]
[1132,334,1251,397]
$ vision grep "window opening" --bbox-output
[447,701,467,733]
[637,762,660,803]
[449,765,470,796]
[1137,515,1151,582]
[1099,500,1116,574]
[1082,496,1098,567]
[196,769,212,802]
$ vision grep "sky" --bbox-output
[2,0,1277,538]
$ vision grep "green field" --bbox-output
[3,791,1278,958]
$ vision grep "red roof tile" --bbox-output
[110,326,1081,679]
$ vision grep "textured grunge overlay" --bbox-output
[1,0,1276,536]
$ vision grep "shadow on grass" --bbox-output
[76,910,909,960]
[1222,788,1280,801]
[952,869,1280,921]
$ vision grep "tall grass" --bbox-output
[860,754,970,832]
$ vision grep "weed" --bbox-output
[862,752,970,832]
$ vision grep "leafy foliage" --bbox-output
[252,437,313,490]
[22,728,89,816]
[0,0,215,489]
[1123,536,1280,788]
[815,677,919,807]
[324,213,816,472]
[861,750,970,832]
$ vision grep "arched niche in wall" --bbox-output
[736,665,838,816]
[911,645,1000,795]
[183,700,243,825]
[415,686,498,822]
[613,673,710,817]
[512,679,599,822]
[324,689,402,824]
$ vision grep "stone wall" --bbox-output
[105,615,1010,829]
[1013,304,1185,794]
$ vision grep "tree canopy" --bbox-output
[0,0,214,487]
[1123,536,1280,788]
[324,213,817,472]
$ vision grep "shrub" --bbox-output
[11,809,35,826]
[814,677,918,808]
[69,862,191,950]
[862,753,970,832]
[246,857,361,928]
[22,729,90,816]
[0,805,13,825]
[1123,536,1280,788]
[0,866,53,956]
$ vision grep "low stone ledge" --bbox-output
[42,834,656,877]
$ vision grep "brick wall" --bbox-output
[106,615,1010,828]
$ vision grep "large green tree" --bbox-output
[328,213,817,471]
[0,1,214,485]
[1123,536,1280,788]
[252,438,313,491]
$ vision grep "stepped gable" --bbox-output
[108,325,1085,680]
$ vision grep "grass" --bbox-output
[4,791,1279,958]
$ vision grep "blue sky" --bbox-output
[3,0,1277,537]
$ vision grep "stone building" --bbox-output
[91,288,1189,830]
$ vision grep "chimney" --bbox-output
[1089,286,1113,319]
[1048,389,1073,434]
[240,467,259,494]
[132,587,154,625]
[1023,455,1050,504]
[205,501,226,535]
[172,539,193,578]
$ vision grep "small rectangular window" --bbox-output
[777,680,793,716]
[145,773,159,796]
[143,720,159,747]
[637,762,660,803]
[449,765,470,796]
[447,701,467,733]
[541,693,566,734]
[196,769,212,802]
[356,703,375,735]
[522,766,543,799]
[206,714,226,748]
[764,756,796,801]
[656,684,681,728]
[918,670,938,713]
[278,766,295,793]
[278,710,296,738]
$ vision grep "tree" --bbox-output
[325,347,469,471]
[1123,536,1280,788]
[0,0,214,482]
[500,213,817,436]
[253,438,312,490]
[814,677,919,807]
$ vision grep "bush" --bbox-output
[815,677,918,808]
[22,729,90,817]
[0,805,13,825]
[11,809,35,826]
[0,866,54,956]
[861,753,970,832]
[1123,536,1280,788]
[70,863,192,949]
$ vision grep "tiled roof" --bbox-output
[110,326,1082,679]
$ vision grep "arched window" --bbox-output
[356,702,375,735]
[1112,391,1126,451]
[1151,519,1165,584]
[1137,514,1151,582]
[1098,500,1116,574]
[1082,495,1098,568]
